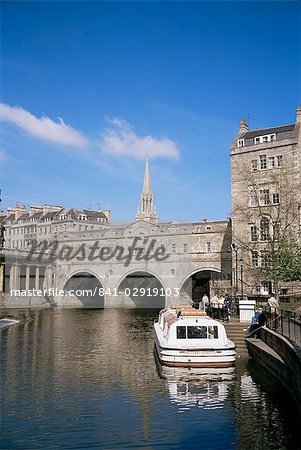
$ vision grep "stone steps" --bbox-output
[224,320,249,355]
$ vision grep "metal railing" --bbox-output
[263,307,301,347]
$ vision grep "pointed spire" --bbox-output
[136,158,158,223]
[143,158,151,194]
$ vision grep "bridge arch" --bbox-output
[179,267,231,305]
[116,269,166,308]
[63,270,105,308]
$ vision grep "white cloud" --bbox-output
[100,118,179,160]
[0,103,89,149]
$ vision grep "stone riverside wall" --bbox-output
[246,328,301,417]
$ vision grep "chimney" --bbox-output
[14,204,26,220]
[296,105,301,123]
[29,205,43,216]
[42,204,63,215]
[239,119,249,134]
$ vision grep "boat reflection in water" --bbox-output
[156,355,235,412]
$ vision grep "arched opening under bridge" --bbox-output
[63,271,104,308]
[117,271,165,308]
[180,269,231,306]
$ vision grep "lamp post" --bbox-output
[229,243,239,301]
[239,257,244,300]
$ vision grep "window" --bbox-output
[261,253,270,268]
[187,326,207,339]
[252,251,259,267]
[206,226,212,231]
[260,217,270,241]
[261,282,270,294]
[253,282,269,295]
[277,155,283,167]
[255,134,276,144]
[183,243,188,253]
[268,157,275,169]
[259,155,267,170]
[177,326,186,339]
[259,189,270,206]
[206,242,211,253]
[272,193,280,204]
[250,225,258,241]
[238,139,245,147]
[208,326,218,339]
[171,243,176,253]
[251,160,258,171]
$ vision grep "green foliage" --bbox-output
[263,237,301,282]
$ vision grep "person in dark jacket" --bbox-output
[249,309,260,337]
[254,308,267,338]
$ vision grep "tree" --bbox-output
[232,160,301,300]
[263,236,301,286]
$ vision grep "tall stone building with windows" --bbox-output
[231,106,301,297]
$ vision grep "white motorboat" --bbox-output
[154,306,236,368]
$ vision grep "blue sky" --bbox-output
[1,1,300,222]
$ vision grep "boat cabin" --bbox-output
[157,307,229,348]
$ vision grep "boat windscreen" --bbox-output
[187,326,207,339]
[176,326,187,339]
[176,325,219,339]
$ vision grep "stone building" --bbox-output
[2,204,110,251]
[4,105,300,308]
[231,106,301,298]
[1,159,232,308]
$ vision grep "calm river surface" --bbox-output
[1,309,300,450]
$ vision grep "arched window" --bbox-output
[260,217,269,241]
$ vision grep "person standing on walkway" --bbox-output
[210,294,219,319]
[218,295,225,320]
[268,293,280,328]
[200,293,209,311]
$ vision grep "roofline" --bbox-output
[241,123,295,135]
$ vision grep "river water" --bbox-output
[1,309,300,449]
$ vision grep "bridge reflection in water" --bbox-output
[0,309,300,450]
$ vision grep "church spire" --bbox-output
[143,158,151,194]
[136,158,158,223]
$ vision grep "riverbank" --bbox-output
[1,308,300,450]
[245,327,301,418]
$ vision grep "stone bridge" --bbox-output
[1,219,232,308]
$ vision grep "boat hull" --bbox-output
[155,337,236,368]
